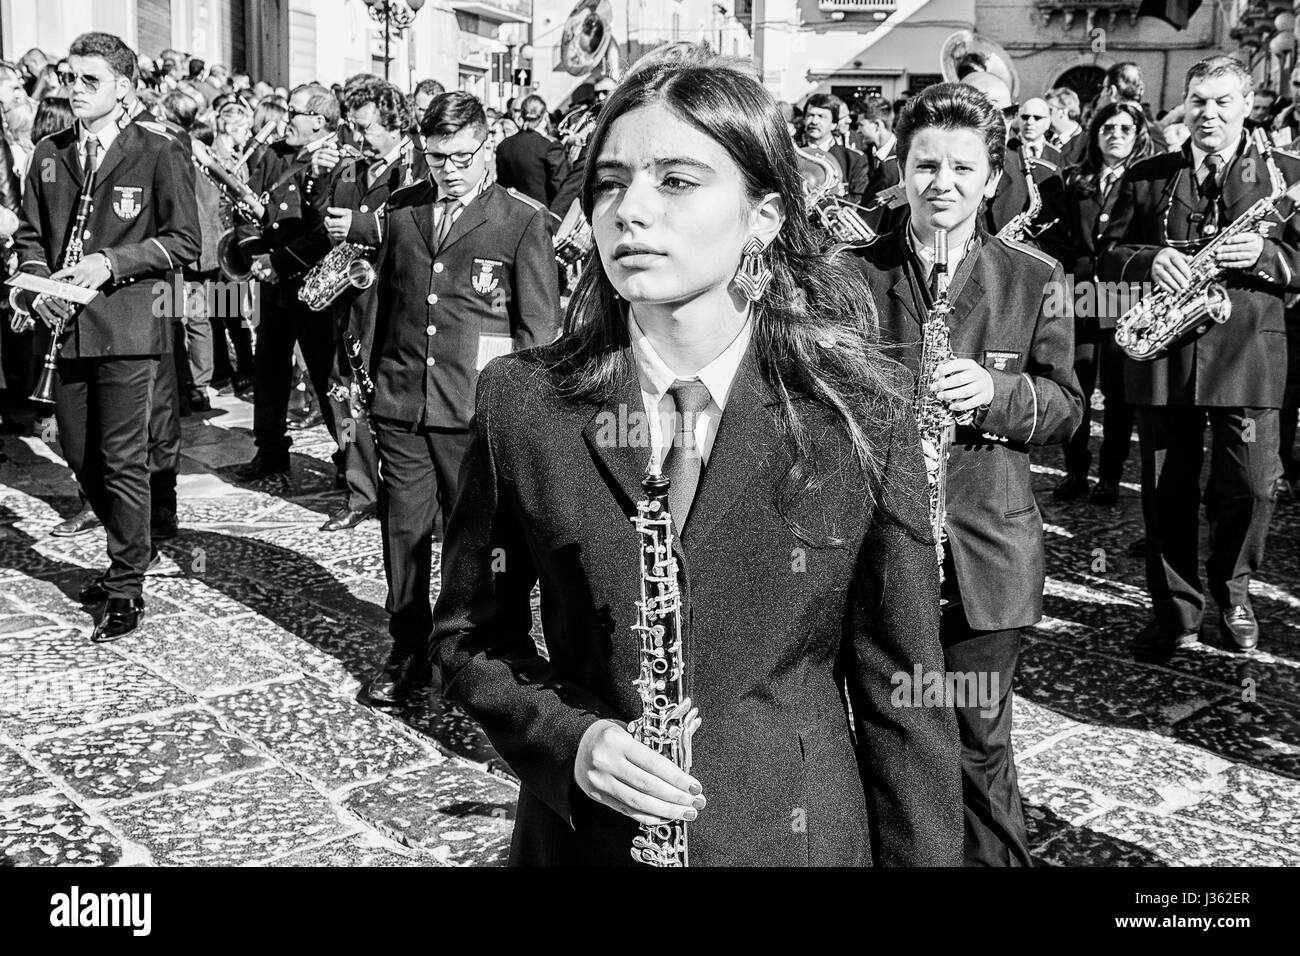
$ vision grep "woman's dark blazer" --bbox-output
[431,339,963,866]
[855,225,1084,632]
[1062,167,1126,328]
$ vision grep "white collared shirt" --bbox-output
[434,170,488,235]
[908,223,977,284]
[1189,140,1238,185]
[628,313,752,471]
[876,134,896,162]
[368,140,405,185]
[78,116,122,172]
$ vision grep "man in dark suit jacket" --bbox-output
[365,91,560,706]
[10,32,200,641]
[802,93,871,205]
[232,82,348,480]
[856,219,1082,865]
[1099,56,1300,656]
[316,78,429,532]
[495,94,560,206]
[1046,87,1088,168]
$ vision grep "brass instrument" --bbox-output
[914,229,974,581]
[628,468,695,867]
[30,146,99,404]
[299,144,414,311]
[1115,128,1300,361]
[996,153,1044,244]
[553,197,592,290]
[194,139,266,224]
[209,122,279,283]
[795,146,877,248]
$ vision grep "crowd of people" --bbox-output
[0,31,1294,868]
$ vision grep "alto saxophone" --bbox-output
[1115,128,1300,361]
[628,468,696,867]
[914,229,974,581]
[997,152,1046,244]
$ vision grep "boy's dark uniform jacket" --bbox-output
[11,120,201,358]
[1098,134,1300,408]
[326,137,430,357]
[371,179,560,428]
[856,225,1084,632]
[431,343,963,866]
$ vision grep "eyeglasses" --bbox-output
[286,107,322,121]
[1019,114,1048,122]
[1100,123,1137,136]
[57,71,103,92]
[425,137,488,169]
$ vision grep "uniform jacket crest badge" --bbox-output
[471,258,503,295]
[112,186,143,221]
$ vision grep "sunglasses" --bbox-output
[425,137,487,169]
[58,70,106,92]
[1100,123,1136,136]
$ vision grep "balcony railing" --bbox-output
[1034,0,1142,30]
[818,0,898,13]
[450,0,532,24]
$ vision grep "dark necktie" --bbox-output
[663,379,713,529]
[435,198,459,250]
[82,135,100,178]
[1200,153,1224,236]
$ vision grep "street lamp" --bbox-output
[362,0,426,82]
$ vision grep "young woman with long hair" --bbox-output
[852,82,1084,866]
[431,48,962,866]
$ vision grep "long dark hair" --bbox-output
[1068,100,1150,193]
[541,46,918,546]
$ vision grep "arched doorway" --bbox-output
[1055,65,1106,112]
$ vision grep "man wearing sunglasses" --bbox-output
[1100,55,1300,658]
[9,32,200,642]
[231,82,349,481]
[362,91,559,707]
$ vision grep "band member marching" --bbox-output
[309,77,428,532]
[431,49,961,866]
[10,32,200,641]
[1099,56,1300,656]
[232,82,348,482]
[364,91,560,706]
[853,82,1083,866]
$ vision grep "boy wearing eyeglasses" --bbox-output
[231,81,349,481]
[9,32,200,641]
[363,91,560,707]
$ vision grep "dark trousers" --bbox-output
[56,356,157,599]
[326,342,378,513]
[373,417,471,660]
[1281,314,1300,483]
[940,599,1031,867]
[149,319,182,520]
[1137,405,1282,632]
[251,290,337,459]
[212,314,254,383]
[1064,330,1135,482]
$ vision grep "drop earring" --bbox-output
[733,236,773,303]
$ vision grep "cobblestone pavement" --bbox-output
[1,389,1298,866]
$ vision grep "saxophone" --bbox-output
[795,146,877,248]
[996,152,1045,243]
[1115,128,1300,361]
[914,229,974,580]
[299,144,412,312]
[628,468,696,867]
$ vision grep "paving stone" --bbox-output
[1081,806,1300,866]
[207,676,435,788]
[29,707,268,803]
[1016,641,1233,733]
[0,626,122,683]
[399,691,503,770]
[142,575,256,621]
[101,766,348,866]
[0,613,61,636]
[267,832,424,867]
[1173,764,1300,848]
[0,663,193,739]
[1018,775,1112,825]
[105,615,299,695]
[0,741,56,800]
[1032,820,1170,867]
[1011,694,1083,755]
[1172,700,1300,780]
[343,763,516,865]
[0,792,122,866]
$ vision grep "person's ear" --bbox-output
[984,168,1002,200]
[749,191,786,248]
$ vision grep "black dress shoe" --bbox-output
[151,509,179,541]
[51,507,102,537]
[287,408,324,431]
[366,657,431,707]
[1273,476,1295,503]
[1220,605,1259,651]
[79,549,161,603]
[1089,479,1120,506]
[91,598,145,643]
[1132,620,1200,660]
[320,506,374,532]
[233,454,289,481]
[1052,472,1090,501]
[189,392,213,412]
[233,375,254,396]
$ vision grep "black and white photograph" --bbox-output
[0,0,1295,920]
